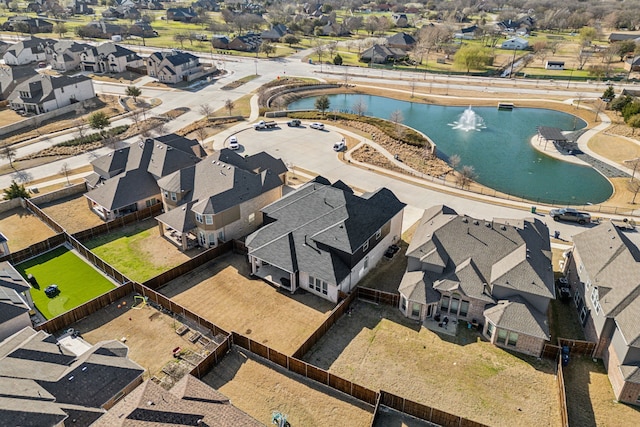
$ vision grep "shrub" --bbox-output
[56,125,129,147]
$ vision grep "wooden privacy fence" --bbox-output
[72,203,163,242]
[65,234,130,284]
[558,338,597,357]
[35,282,134,334]
[23,198,64,233]
[190,334,232,379]
[556,356,569,427]
[357,286,400,307]
[142,241,232,290]
[232,332,379,406]
[0,233,66,264]
[292,289,358,359]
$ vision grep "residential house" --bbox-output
[147,50,204,84]
[2,36,52,66]
[625,56,640,72]
[0,261,34,342]
[85,135,205,221]
[80,42,143,73]
[167,7,197,22]
[129,20,157,38]
[0,41,10,58]
[68,0,94,15]
[102,5,140,20]
[386,32,416,51]
[360,44,408,63]
[497,16,534,34]
[320,21,349,36]
[566,222,640,406]
[211,35,230,50]
[94,376,261,426]
[45,40,91,72]
[0,65,37,101]
[501,37,529,50]
[0,233,8,256]
[245,177,405,303]
[155,148,287,251]
[261,23,288,41]
[399,205,555,357]
[192,0,219,11]
[80,20,125,39]
[0,326,144,425]
[140,0,163,9]
[455,24,479,39]
[544,60,565,70]
[228,33,262,52]
[392,13,409,28]
[8,74,95,115]
[609,33,640,43]
[1,16,53,34]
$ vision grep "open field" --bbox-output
[159,252,334,355]
[203,348,374,426]
[67,293,200,378]
[564,355,640,427]
[84,218,198,283]
[0,207,57,252]
[39,193,104,233]
[16,246,117,319]
[303,302,560,427]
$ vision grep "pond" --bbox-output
[288,94,613,205]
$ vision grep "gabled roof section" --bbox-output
[90,147,130,177]
[0,261,30,294]
[217,148,287,176]
[484,296,550,340]
[155,201,196,232]
[386,32,416,45]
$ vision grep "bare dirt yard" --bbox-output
[159,252,335,355]
[202,348,374,426]
[303,302,560,427]
[564,355,640,427]
[39,193,104,233]
[0,207,57,252]
[68,293,200,379]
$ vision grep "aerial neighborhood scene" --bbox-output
[4,0,640,425]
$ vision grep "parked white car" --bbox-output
[310,122,325,130]
[333,141,346,151]
[228,136,239,150]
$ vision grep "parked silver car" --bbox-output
[549,208,591,224]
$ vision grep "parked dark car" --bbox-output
[44,284,59,297]
[287,119,301,127]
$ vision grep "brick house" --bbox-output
[147,50,204,84]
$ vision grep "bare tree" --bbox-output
[409,79,417,98]
[195,126,208,144]
[456,165,477,189]
[0,145,17,169]
[314,42,325,64]
[59,163,71,186]
[352,97,367,116]
[390,109,404,130]
[73,119,87,140]
[624,157,640,182]
[199,104,213,120]
[224,99,235,116]
[449,154,461,170]
[628,178,640,204]
[326,41,338,59]
[130,109,142,130]
[152,122,168,137]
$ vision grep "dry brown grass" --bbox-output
[589,133,640,166]
[303,303,560,427]
[0,207,57,252]
[0,108,22,127]
[39,193,104,233]
[69,294,199,378]
[159,253,335,355]
[202,348,374,426]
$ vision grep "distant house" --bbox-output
[320,21,349,36]
[2,16,53,33]
[84,135,205,221]
[3,36,52,65]
[544,60,565,70]
[455,24,479,39]
[0,65,37,101]
[80,20,125,39]
[211,35,230,49]
[139,0,163,9]
[501,37,529,50]
[261,23,287,41]
[245,177,405,303]
[399,205,555,357]
[147,50,204,84]
[625,56,640,72]
[155,149,287,251]
[228,33,262,52]
[386,32,416,50]
[8,74,95,115]
[94,376,261,426]
[0,262,33,342]
[497,16,534,33]
[0,326,145,425]
[192,0,219,11]
[45,40,91,72]
[68,0,94,15]
[609,33,640,43]
[80,42,143,73]
[129,20,157,38]
[567,222,640,406]
[167,7,197,22]
[360,44,408,63]
[392,13,409,28]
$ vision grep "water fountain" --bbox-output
[449,106,486,132]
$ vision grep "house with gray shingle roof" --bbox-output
[0,326,144,425]
[85,135,205,221]
[400,205,554,357]
[80,42,143,73]
[245,177,405,303]
[0,65,37,101]
[2,36,53,66]
[568,221,640,406]
[0,261,33,343]
[147,50,204,84]
[155,148,286,251]
[45,40,91,72]
[360,44,408,64]
[8,74,95,115]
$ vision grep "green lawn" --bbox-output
[17,246,117,319]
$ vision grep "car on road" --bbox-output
[310,122,325,130]
[287,119,301,127]
[333,141,346,151]
[228,136,239,150]
[549,207,591,224]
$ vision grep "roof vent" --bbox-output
[462,218,468,223]
[473,220,479,225]
[500,225,506,230]
[485,222,491,228]
[68,376,74,381]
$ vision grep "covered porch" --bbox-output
[161,225,198,251]
[250,257,296,292]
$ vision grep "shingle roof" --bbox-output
[8,74,92,104]
[155,201,196,232]
[0,261,30,294]
[0,286,29,324]
[246,178,405,284]
[484,296,550,339]
[386,32,416,46]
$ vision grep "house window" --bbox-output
[496,329,508,345]
[205,215,213,225]
[170,192,177,201]
[400,296,407,311]
[145,199,156,207]
[441,295,450,311]
[195,213,203,223]
[450,294,460,314]
[248,213,255,223]
[591,287,599,306]
[363,241,369,252]
[508,332,518,346]
[411,303,421,318]
[163,190,169,198]
[375,229,381,239]
[580,306,589,324]
[487,322,494,338]
[309,276,328,295]
[459,300,469,317]
[198,231,206,246]
[217,230,224,242]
